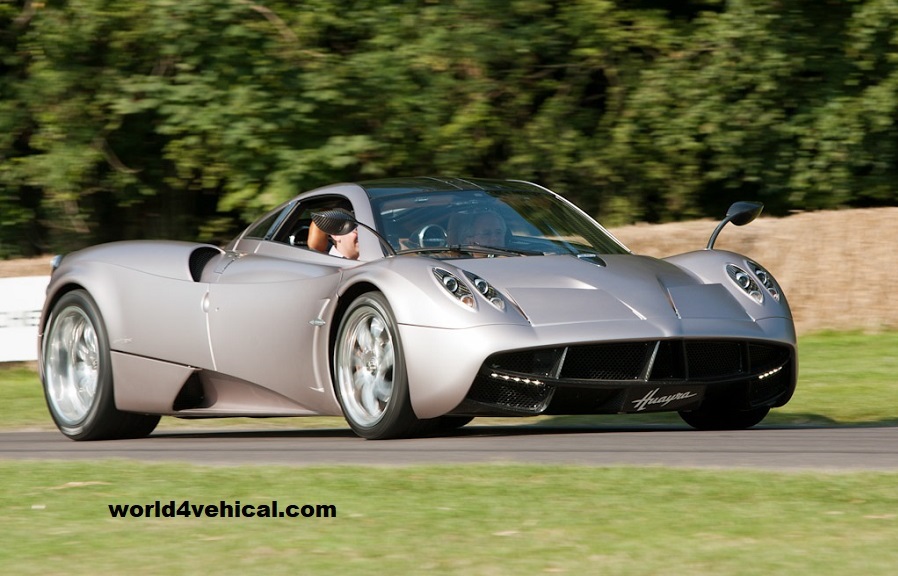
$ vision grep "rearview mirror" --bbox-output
[726,201,764,227]
[312,209,358,236]
[311,209,397,256]
[706,201,764,250]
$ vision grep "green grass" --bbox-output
[0,362,50,429]
[779,331,898,424]
[4,331,898,431]
[3,462,898,575]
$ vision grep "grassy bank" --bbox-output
[3,462,898,575]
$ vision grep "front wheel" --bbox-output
[41,290,160,440]
[678,406,770,431]
[333,292,420,439]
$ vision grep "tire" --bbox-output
[678,406,770,431]
[333,292,420,439]
[41,290,160,440]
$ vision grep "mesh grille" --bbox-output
[685,341,744,379]
[560,342,651,380]
[749,368,792,404]
[466,375,554,413]
[472,341,793,414]
[748,343,792,372]
[648,341,684,380]
[484,341,791,385]
[189,247,221,282]
[485,349,562,377]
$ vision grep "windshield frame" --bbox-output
[370,188,630,259]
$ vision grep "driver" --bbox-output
[308,207,360,260]
[329,226,359,260]
[461,210,507,248]
[326,208,360,260]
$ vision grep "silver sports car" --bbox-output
[38,177,796,440]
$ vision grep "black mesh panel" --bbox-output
[559,342,651,380]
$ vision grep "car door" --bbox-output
[205,245,346,411]
[205,195,359,412]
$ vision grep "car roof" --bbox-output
[356,177,549,199]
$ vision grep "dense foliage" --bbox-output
[1,0,896,257]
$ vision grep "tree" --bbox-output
[0,0,40,257]
[1,0,897,258]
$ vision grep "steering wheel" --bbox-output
[416,224,448,248]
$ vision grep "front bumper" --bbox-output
[399,316,796,419]
[454,340,795,416]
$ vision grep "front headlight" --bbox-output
[747,260,781,302]
[463,272,506,311]
[726,264,763,303]
[432,268,476,308]
[432,267,518,314]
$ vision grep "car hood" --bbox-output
[458,254,751,327]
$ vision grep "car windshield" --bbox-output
[371,189,629,258]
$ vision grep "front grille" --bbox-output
[560,342,652,380]
[485,349,563,377]
[465,340,794,415]
[647,341,683,380]
[748,343,791,373]
[749,368,792,405]
[465,374,554,413]
[685,341,744,378]
[484,340,792,384]
[466,340,793,414]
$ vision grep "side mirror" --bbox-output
[311,210,397,256]
[706,201,763,250]
[312,209,358,236]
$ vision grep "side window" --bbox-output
[271,195,353,251]
[244,208,285,240]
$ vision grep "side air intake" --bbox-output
[188,247,222,282]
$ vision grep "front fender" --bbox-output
[665,250,793,323]
[40,245,216,370]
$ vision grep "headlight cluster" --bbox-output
[433,268,475,307]
[465,271,507,311]
[747,260,781,302]
[432,268,507,311]
[726,264,763,303]
[726,261,781,304]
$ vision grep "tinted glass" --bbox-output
[244,209,285,240]
[372,189,628,257]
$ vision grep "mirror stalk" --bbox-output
[706,201,764,250]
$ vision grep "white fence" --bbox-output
[0,276,50,362]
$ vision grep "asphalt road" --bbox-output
[3,424,898,470]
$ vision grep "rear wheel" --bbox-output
[678,406,769,430]
[41,290,160,440]
[334,292,421,439]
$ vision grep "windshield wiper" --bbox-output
[396,244,544,257]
